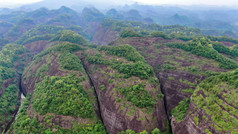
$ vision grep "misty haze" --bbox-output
[0,0,237,134]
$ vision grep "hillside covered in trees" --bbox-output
[0,4,237,134]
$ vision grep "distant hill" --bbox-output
[3,2,235,39]
[21,0,134,11]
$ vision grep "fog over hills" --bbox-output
[20,0,134,10]
[1,0,238,38]
[17,0,238,10]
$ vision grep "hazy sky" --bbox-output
[0,0,237,8]
[0,0,42,7]
[134,0,238,6]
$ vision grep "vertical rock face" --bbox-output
[81,45,168,133]
[172,70,238,134]
[113,37,227,114]
[171,102,208,134]
[24,40,51,55]
[12,42,106,133]
[112,37,233,133]
[92,25,119,45]
[21,53,67,94]
[158,71,205,115]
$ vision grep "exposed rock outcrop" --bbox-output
[92,25,119,45]
[13,42,106,133]
[112,37,231,133]
[172,70,238,133]
[80,45,168,133]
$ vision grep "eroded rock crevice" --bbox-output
[80,58,105,126]
[157,75,173,134]
[4,74,25,133]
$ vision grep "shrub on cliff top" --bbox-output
[120,29,143,38]
[51,30,87,45]
[32,75,95,118]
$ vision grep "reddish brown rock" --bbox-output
[24,40,51,55]
[80,48,168,133]
[92,25,119,45]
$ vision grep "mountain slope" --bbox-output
[0,6,237,133]
[81,44,168,133]
[112,36,231,115]
[172,69,238,133]
[10,41,106,133]
[0,44,30,133]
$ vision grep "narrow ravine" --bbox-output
[15,93,25,119]
[80,58,105,125]
[4,75,25,134]
[157,75,173,134]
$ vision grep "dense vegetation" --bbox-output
[102,19,203,38]
[86,53,111,65]
[102,18,238,43]
[171,98,190,122]
[0,44,28,68]
[150,31,170,39]
[119,128,162,134]
[0,44,28,132]
[10,39,107,133]
[59,53,84,71]
[32,75,95,118]
[207,35,238,44]
[34,41,84,63]
[192,69,238,133]
[8,95,47,134]
[166,38,238,69]
[87,44,155,79]
[0,67,15,91]
[213,42,238,57]
[100,44,145,62]
[50,30,87,45]
[0,44,27,92]
[111,61,154,79]
[16,25,64,44]
[117,84,156,108]
[11,95,106,134]
[21,34,54,45]
[0,85,19,126]
[16,25,91,45]
[120,29,143,38]
[85,44,161,114]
